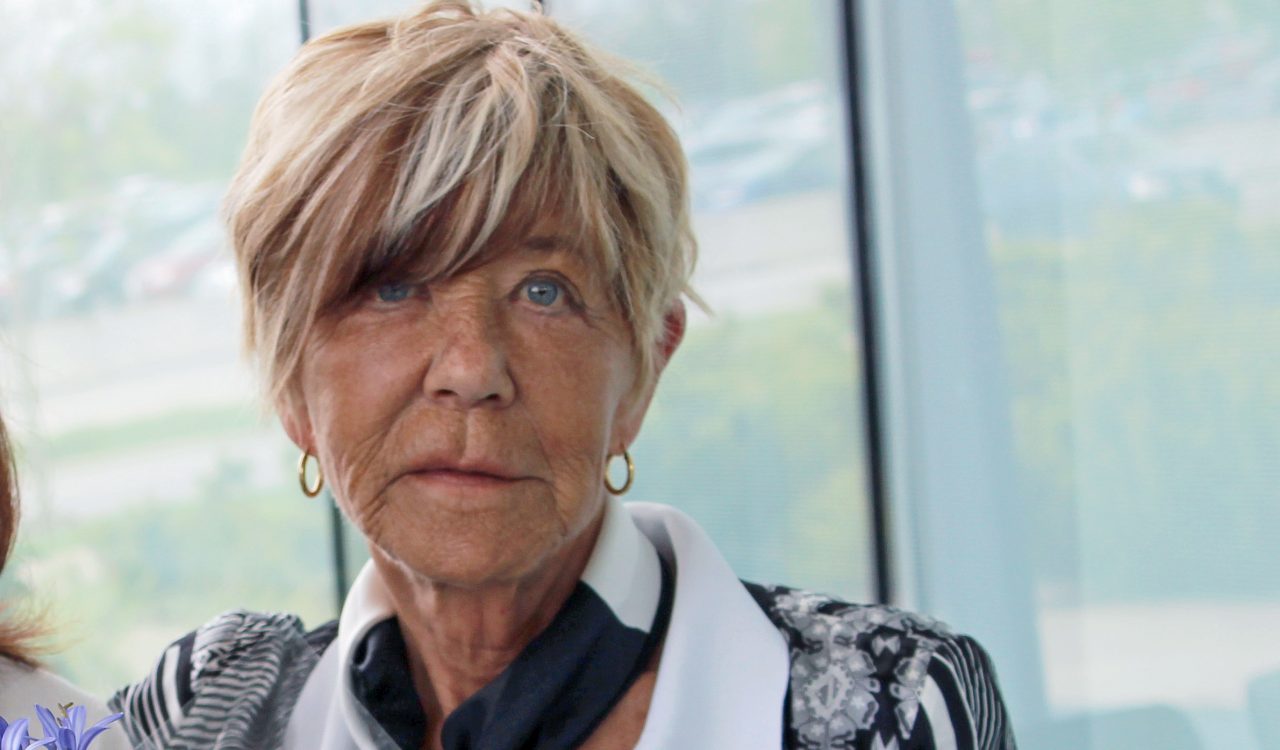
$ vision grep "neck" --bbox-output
[371,508,606,735]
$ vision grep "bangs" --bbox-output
[311,55,625,317]
[334,156,599,308]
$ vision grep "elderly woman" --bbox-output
[113,3,1014,749]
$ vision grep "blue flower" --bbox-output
[0,717,54,750]
[33,706,122,750]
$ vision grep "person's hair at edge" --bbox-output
[224,0,701,406]
[0,414,45,668]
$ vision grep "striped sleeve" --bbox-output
[111,629,196,746]
[921,635,1017,750]
[109,610,319,748]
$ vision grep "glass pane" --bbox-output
[0,0,333,697]
[947,1,1280,746]
[549,0,873,599]
[308,0,531,37]
[307,0,419,34]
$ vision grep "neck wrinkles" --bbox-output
[371,505,607,728]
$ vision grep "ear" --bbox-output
[275,387,317,454]
[611,301,686,451]
[655,300,686,369]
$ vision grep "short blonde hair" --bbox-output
[225,0,697,402]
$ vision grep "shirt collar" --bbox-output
[626,501,790,750]
[288,499,789,749]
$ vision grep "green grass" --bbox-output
[45,404,265,461]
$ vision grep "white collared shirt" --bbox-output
[283,500,790,749]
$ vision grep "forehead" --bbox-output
[477,211,598,271]
[353,188,589,282]
[519,215,584,255]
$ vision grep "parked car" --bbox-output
[124,219,226,301]
[6,178,222,319]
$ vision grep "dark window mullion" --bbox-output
[299,0,312,43]
[839,0,893,606]
[294,0,350,615]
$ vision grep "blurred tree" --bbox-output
[634,288,871,598]
[0,0,291,212]
[992,199,1280,603]
[982,0,1208,94]
[557,0,835,105]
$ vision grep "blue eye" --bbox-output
[524,279,562,307]
[376,283,414,303]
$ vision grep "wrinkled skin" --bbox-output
[279,232,683,589]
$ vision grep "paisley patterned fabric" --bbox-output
[746,583,1017,750]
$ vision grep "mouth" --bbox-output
[405,460,528,487]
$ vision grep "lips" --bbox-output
[414,468,518,483]
[405,456,528,484]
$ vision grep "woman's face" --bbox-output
[280,230,677,587]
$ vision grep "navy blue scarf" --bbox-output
[349,516,674,750]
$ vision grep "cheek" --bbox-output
[512,324,635,499]
[301,323,424,516]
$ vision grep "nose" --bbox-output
[422,306,516,410]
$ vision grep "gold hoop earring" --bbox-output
[604,449,635,495]
[298,451,324,498]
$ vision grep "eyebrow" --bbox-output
[521,234,577,254]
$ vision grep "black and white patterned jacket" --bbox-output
[745,583,1016,750]
[112,586,1015,750]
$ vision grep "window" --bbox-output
[0,0,331,695]
[13,4,1266,744]
[550,0,875,599]
[1,0,876,698]
[859,1,1280,746]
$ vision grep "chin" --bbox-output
[368,503,566,588]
